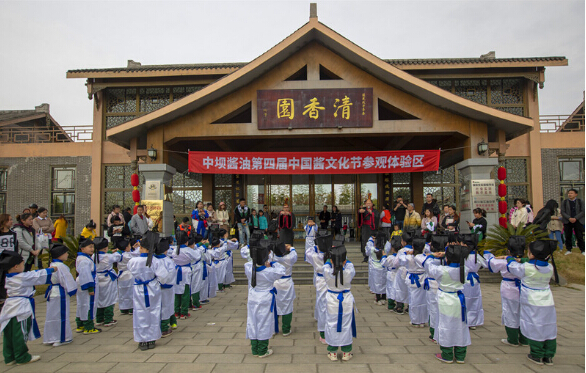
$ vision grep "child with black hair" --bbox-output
[272,241,297,337]
[365,233,387,305]
[245,240,286,358]
[423,245,471,364]
[117,238,140,315]
[304,217,317,260]
[43,244,77,346]
[503,240,558,366]
[189,234,205,310]
[173,231,199,320]
[323,244,355,361]
[0,251,57,365]
[94,237,123,327]
[178,217,193,238]
[460,234,490,330]
[390,223,403,238]
[486,235,528,347]
[155,237,177,337]
[307,234,330,344]
[107,215,130,247]
[398,237,428,327]
[382,236,402,311]
[75,238,101,334]
[389,231,412,314]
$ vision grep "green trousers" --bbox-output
[387,299,396,310]
[218,283,225,291]
[250,339,269,356]
[120,308,133,314]
[327,344,352,352]
[279,313,293,334]
[320,331,325,339]
[175,285,190,315]
[429,327,435,340]
[505,326,528,345]
[3,317,32,364]
[440,346,466,361]
[170,314,177,326]
[191,292,200,308]
[75,310,95,331]
[527,338,556,358]
[161,319,170,332]
[96,305,114,323]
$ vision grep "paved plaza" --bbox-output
[2,280,584,373]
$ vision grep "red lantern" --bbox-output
[499,200,508,214]
[497,167,507,181]
[498,184,507,197]
[132,190,141,203]
[133,205,139,214]
[131,173,140,187]
[499,217,508,228]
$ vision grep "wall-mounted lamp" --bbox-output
[147,145,157,161]
[477,139,488,155]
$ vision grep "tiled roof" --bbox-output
[0,110,41,122]
[384,56,567,66]
[67,57,566,74]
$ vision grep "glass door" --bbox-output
[268,175,291,216]
[292,175,310,229]
[333,174,356,229]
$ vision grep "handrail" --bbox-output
[0,125,93,143]
[539,114,585,133]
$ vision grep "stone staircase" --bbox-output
[230,242,502,285]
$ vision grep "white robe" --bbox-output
[118,250,140,311]
[0,268,54,341]
[398,251,428,325]
[201,246,217,301]
[424,258,471,348]
[324,261,356,347]
[417,255,442,330]
[156,254,177,320]
[190,245,206,294]
[382,254,398,300]
[391,248,410,304]
[488,255,523,329]
[172,246,199,294]
[304,224,317,261]
[273,248,297,315]
[366,240,386,294]
[306,245,327,332]
[463,251,489,327]
[95,251,123,308]
[245,262,286,340]
[44,260,77,344]
[76,253,99,321]
[507,260,556,341]
[128,253,168,342]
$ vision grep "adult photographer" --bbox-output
[393,196,408,230]
[358,199,379,262]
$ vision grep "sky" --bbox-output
[0,0,584,127]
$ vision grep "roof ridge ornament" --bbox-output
[310,3,317,19]
[127,60,142,68]
[480,51,495,59]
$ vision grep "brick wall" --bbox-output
[541,148,585,204]
[0,156,92,234]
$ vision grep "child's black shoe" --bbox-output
[139,342,149,351]
[542,357,553,366]
[527,354,543,365]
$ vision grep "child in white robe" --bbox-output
[421,234,449,342]
[323,244,356,361]
[423,245,471,364]
[486,235,528,347]
[43,244,77,346]
[461,233,490,329]
[173,231,198,319]
[0,251,56,365]
[154,237,177,336]
[128,231,169,350]
[272,241,297,336]
[75,238,101,334]
[307,234,330,344]
[117,239,140,316]
[383,236,402,311]
[399,237,428,327]
[94,237,123,327]
[503,240,557,366]
[190,234,206,310]
[304,217,317,262]
[390,231,412,314]
[245,241,286,358]
[366,233,387,305]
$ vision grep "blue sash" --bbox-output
[44,284,67,342]
[439,288,466,322]
[281,275,292,279]
[98,270,117,281]
[270,288,279,333]
[467,272,480,286]
[326,289,356,337]
[408,272,422,288]
[424,277,435,291]
[11,296,41,339]
[316,273,324,277]
[521,283,549,291]
[202,261,208,280]
[176,264,191,284]
[134,277,156,307]
[503,277,521,292]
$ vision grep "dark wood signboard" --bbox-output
[257,88,373,129]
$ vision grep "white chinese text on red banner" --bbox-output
[188,150,440,175]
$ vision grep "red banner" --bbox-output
[188,150,440,175]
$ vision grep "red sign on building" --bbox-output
[257,88,373,129]
[188,150,440,175]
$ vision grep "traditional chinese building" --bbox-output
[1,4,582,239]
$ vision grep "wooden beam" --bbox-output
[214,140,232,152]
[385,136,413,150]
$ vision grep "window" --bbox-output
[51,167,76,235]
[559,158,585,202]
[172,172,203,217]
[103,165,144,222]
[492,157,530,207]
[423,165,458,208]
[0,168,6,214]
[214,174,233,214]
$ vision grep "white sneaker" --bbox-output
[258,349,273,358]
[501,338,519,347]
[53,340,73,347]
[17,355,40,365]
[282,331,291,337]
[582,252,585,256]
[319,337,327,344]
[328,352,338,361]
[342,352,353,361]
[565,251,572,255]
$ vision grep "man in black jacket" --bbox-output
[561,189,585,255]
[421,193,441,218]
[318,205,330,230]
[234,198,251,245]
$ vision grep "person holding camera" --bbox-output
[393,197,408,230]
[358,199,379,263]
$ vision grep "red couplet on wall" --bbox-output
[188,150,440,175]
